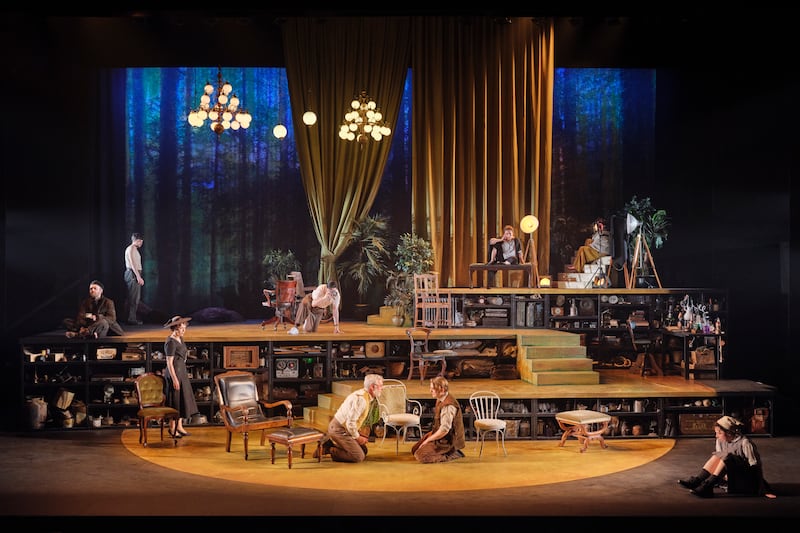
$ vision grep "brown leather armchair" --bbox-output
[214,370,294,460]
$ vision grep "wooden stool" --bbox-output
[555,410,611,453]
[264,426,324,468]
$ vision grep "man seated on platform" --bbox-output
[571,217,611,273]
[291,280,341,334]
[486,225,524,286]
[63,280,125,339]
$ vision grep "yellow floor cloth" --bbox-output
[122,427,674,492]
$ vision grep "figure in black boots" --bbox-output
[677,415,776,499]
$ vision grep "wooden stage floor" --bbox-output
[30,319,775,402]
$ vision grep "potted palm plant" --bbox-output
[337,214,392,318]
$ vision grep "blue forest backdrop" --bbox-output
[123,67,654,318]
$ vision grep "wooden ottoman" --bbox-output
[265,426,324,468]
[555,410,611,453]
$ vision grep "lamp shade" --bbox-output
[272,124,287,139]
[302,111,317,126]
[520,215,539,234]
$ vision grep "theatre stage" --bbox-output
[55,318,773,403]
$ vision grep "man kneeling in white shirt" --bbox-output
[291,281,341,334]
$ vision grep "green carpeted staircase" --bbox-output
[516,330,600,385]
[303,380,356,431]
[366,305,409,326]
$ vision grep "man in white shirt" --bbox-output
[292,281,341,333]
[123,232,145,325]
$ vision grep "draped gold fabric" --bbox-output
[281,17,412,286]
[283,16,553,289]
[411,17,554,287]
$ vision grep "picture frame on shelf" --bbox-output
[223,345,259,369]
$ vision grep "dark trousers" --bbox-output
[124,269,141,322]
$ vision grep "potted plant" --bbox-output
[337,214,392,317]
[261,249,302,287]
[618,195,670,279]
[384,232,435,324]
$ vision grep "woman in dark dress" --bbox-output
[163,315,199,438]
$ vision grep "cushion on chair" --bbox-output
[266,426,323,443]
[138,406,179,418]
[385,413,420,426]
[474,418,507,432]
[555,410,611,425]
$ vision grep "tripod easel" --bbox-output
[626,232,662,289]
[523,235,541,288]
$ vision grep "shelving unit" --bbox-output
[20,287,765,439]
[446,288,728,372]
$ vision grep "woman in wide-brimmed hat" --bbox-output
[163,315,199,438]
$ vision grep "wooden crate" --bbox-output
[678,413,718,436]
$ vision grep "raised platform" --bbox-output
[469,262,537,288]
[22,318,776,437]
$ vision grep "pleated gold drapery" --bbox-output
[411,17,554,287]
[282,16,553,289]
[281,17,412,286]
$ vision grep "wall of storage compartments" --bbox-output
[21,288,772,438]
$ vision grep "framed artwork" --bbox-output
[223,345,259,369]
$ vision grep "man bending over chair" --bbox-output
[292,281,341,334]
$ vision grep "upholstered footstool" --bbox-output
[555,410,611,453]
[265,426,325,468]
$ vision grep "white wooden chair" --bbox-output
[378,379,422,454]
[469,390,508,458]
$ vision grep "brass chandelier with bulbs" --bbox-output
[187,67,252,134]
[338,90,391,144]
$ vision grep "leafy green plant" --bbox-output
[261,249,302,286]
[384,233,434,320]
[337,214,392,304]
[619,196,670,274]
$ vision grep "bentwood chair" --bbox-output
[405,327,447,383]
[214,370,294,460]
[134,372,180,447]
[469,390,508,458]
[378,379,422,454]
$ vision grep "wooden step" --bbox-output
[519,345,588,359]
[515,330,600,386]
[303,404,335,431]
[366,305,406,326]
[525,357,594,372]
[525,370,601,386]
[518,331,583,347]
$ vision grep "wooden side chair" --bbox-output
[272,279,297,330]
[405,327,447,382]
[134,372,180,447]
[412,272,451,328]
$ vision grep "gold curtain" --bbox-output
[410,17,554,287]
[281,17,411,286]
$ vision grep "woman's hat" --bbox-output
[163,315,192,328]
[716,415,742,431]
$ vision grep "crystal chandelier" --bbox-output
[187,67,252,134]
[338,90,391,144]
